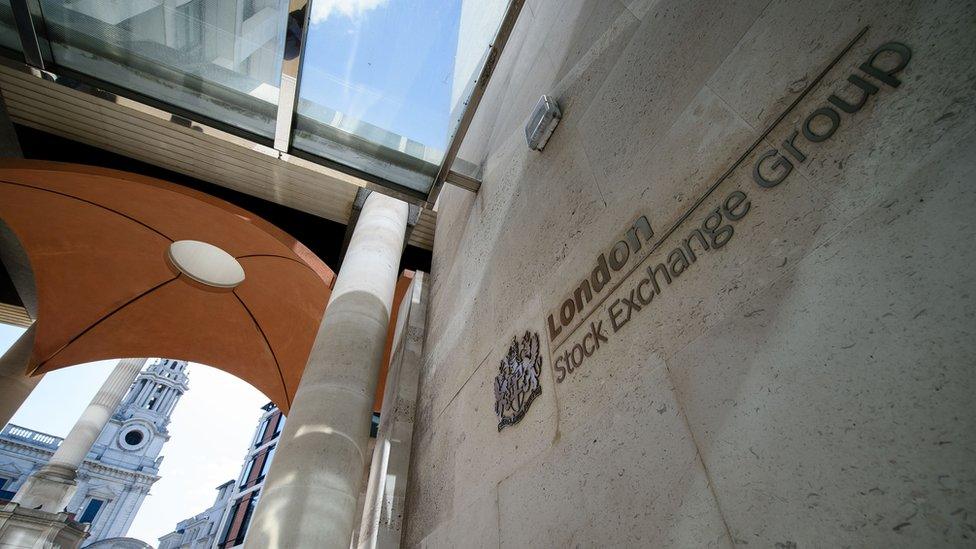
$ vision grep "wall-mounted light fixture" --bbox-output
[525,95,562,151]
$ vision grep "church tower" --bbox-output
[67,358,190,543]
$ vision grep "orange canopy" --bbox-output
[0,159,335,412]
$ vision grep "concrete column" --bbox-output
[243,193,408,549]
[13,358,148,512]
[0,324,41,428]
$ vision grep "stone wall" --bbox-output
[404,0,976,546]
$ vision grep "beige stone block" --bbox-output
[594,84,757,222]
[534,0,632,87]
[577,0,768,186]
[482,127,608,339]
[708,0,976,236]
[401,408,459,547]
[668,136,976,546]
[548,4,641,132]
[542,88,842,434]
[418,489,499,549]
[621,0,662,21]
[498,360,730,547]
[406,299,558,544]
[447,299,558,512]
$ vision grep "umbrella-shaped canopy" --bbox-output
[0,159,335,412]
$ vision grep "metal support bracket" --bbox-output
[427,0,525,207]
[273,0,312,152]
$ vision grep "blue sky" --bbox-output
[299,0,463,150]
[0,324,268,545]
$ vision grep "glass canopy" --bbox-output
[0,0,511,199]
[0,1,20,54]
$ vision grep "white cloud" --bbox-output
[310,0,389,24]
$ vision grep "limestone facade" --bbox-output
[404,0,976,546]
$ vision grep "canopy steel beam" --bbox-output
[273,0,312,152]
[1,0,491,207]
[427,0,524,207]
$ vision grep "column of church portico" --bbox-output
[154,384,172,412]
[12,358,148,513]
[244,193,408,549]
[131,379,152,407]
[163,389,180,417]
[0,324,40,428]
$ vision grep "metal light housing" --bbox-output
[525,95,562,151]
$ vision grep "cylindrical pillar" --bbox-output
[0,323,40,428]
[244,193,408,549]
[12,357,147,512]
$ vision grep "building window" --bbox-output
[218,491,260,547]
[79,498,105,523]
[258,445,275,480]
[273,413,285,437]
[370,411,380,438]
[253,416,271,447]
[238,456,256,487]
[0,476,14,501]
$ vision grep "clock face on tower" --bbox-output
[118,425,150,451]
[124,430,143,446]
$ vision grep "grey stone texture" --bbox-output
[404,0,976,546]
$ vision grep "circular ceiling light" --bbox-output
[167,240,245,289]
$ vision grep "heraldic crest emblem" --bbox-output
[493,331,543,431]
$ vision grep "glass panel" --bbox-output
[238,455,256,485]
[259,444,275,477]
[292,0,507,193]
[237,490,259,543]
[218,497,242,547]
[0,0,22,54]
[253,415,270,445]
[38,0,291,138]
[448,1,509,179]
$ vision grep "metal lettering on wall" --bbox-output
[543,32,912,384]
[493,331,543,431]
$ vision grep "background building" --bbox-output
[157,480,235,549]
[0,358,188,545]
[158,401,283,549]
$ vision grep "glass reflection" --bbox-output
[2,0,510,195]
[293,0,506,193]
[38,0,290,138]
[0,0,22,54]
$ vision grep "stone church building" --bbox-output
[0,359,187,545]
